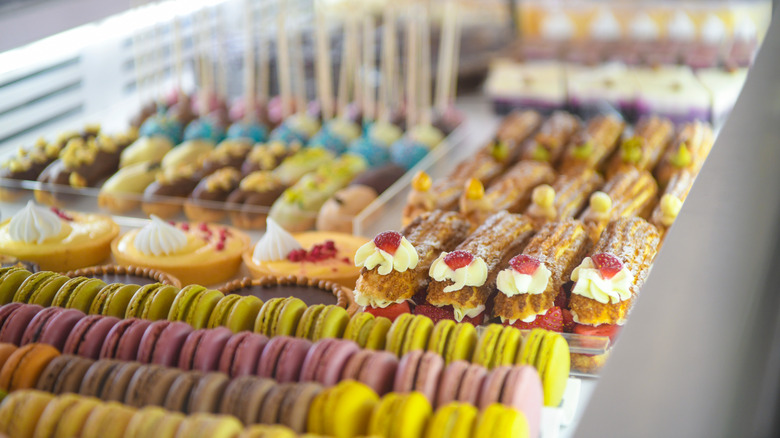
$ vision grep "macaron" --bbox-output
[218,332,269,378]
[36,355,94,395]
[257,383,290,425]
[340,349,398,396]
[11,272,58,304]
[0,343,18,370]
[240,424,298,438]
[307,380,378,437]
[168,286,224,330]
[224,296,263,333]
[257,336,312,383]
[63,278,107,313]
[273,298,307,337]
[80,400,136,438]
[89,284,140,318]
[188,372,230,414]
[276,382,322,432]
[126,284,179,321]
[163,371,203,413]
[517,329,545,367]
[78,360,125,398]
[0,343,60,391]
[137,320,194,366]
[0,304,43,345]
[435,360,468,408]
[534,330,570,407]
[473,403,529,438]
[385,313,413,356]
[425,402,479,438]
[46,395,102,438]
[472,324,503,368]
[63,315,120,359]
[124,406,186,438]
[0,390,55,438]
[502,365,543,438]
[393,350,444,402]
[29,392,84,438]
[124,364,181,408]
[219,375,275,425]
[207,295,241,329]
[94,361,142,402]
[492,326,523,369]
[49,277,88,307]
[178,327,233,372]
[21,307,61,346]
[174,413,244,438]
[0,268,33,305]
[395,314,433,356]
[37,308,86,351]
[368,391,432,438]
[429,319,477,365]
[300,338,359,385]
[294,305,326,340]
[16,274,68,307]
[99,318,153,361]
[311,305,349,341]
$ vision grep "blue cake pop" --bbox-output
[139,115,182,144]
[390,137,429,170]
[269,113,320,145]
[309,118,361,155]
[183,118,226,143]
[347,137,390,167]
[226,121,268,143]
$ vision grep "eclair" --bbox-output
[605,115,674,179]
[558,115,625,175]
[354,210,471,309]
[649,169,695,238]
[425,211,536,322]
[525,169,604,229]
[520,111,581,165]
[458,161,555,230]
[654,120,714,189]
[579,168,658,242]
[493,220,591,324]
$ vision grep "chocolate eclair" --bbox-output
[242,142,298,175]
[0,138,60,184]
[184,167,242,222]
[199,140,252,176]
[142,163,201,218]
[226,171,289,229]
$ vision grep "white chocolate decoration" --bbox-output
[253,217,303,263]
[571,257,633,304]
[500,307,550,325]
[660,194,683,227]
[452,304,486,323]
[496,264,552,297]
[429,252,489,293]
[8,201,63,244]
[354,237,419,275]
[134,215,188,256]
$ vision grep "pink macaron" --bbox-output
[0,304,43,345]
[178,327,233,372]
[21,307,63,346]
[218,332,269,378]
[341,349,399,396]
[435,360,487,408]
[300,339,359,386]
[257,336,312,383]
[38,308,86,351]
[501,365,543,438]
[137,320,193,366]
[63,314,120,359]
[393,350,444,402]
[100,318,153,361]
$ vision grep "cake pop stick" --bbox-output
[216,5,228,101]
[435,2,456,113]
[276,2,292,119]
[315,6,334,121]
[405,12,419,130]
[243,0,256,122]
[258,2,270,107]
[418,5,432,127]
[292,26,307,117]
[363,14,376,123]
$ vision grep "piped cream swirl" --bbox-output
[571,257,633,304]
[134,215,187,256]
[8,201,63,244]
[354,237,418,275]
[253,217,303,263]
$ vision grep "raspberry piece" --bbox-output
[373,231,402,255]
[509,254,541,275]
[181,223,190,231]
[591,253,624,279]
[443,251,474,270]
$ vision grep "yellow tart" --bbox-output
[111,216,250,286]
[243,228,368,289]
[0,202,119,271]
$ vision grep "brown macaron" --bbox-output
[187,372,229,414]
[124,365,181,408]
[219,376,275,424]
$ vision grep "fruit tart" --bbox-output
[0,201,119,271]
[243,218,368,288]
[111,215,250,286]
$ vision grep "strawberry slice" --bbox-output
[415,304,484,325]
[573,322,621,345]
[444,251,474,270]
[509,254,541,275]
[373,231,402,255]
[365,301,411,322]
[561,309,575,332]
[591,253,624,279]
[508,306,563,332]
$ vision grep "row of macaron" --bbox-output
[0,344,530,438]
[0,282,570,396]
[0,303,559,411]
[0,390,311,438]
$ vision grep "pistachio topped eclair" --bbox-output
[558,114,625,175]
[520,111,581,165]
[654,120,714,189]
[605,115,674,179]
[525,169,604,229]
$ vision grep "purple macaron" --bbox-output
[178,327,233,372]
[137,321,193,366]
[0,304,43,345]
[218,332,269,378]
[257,336,312,383]
[300,338,359,386]
[63,314,120,359]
